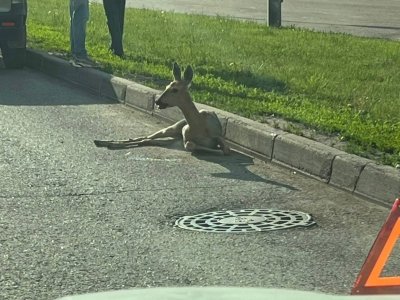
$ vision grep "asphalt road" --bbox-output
[0,65,396,300]
[91,0,400,40]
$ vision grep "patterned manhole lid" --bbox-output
[175,209,315,233]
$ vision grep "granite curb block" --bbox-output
[329,154,372,193]
[125,82,158,112]
[25,49,400,206]
[26,50,127,102]
[355,164,400,205]
[273,134,344,183]
[101,76,131,103]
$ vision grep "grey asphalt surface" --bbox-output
[0,65,397,300]
[91,0,400,40]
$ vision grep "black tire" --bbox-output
[1,44,26,69]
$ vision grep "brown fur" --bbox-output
[94,62,230,155]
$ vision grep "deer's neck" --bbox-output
[178,94,202,126]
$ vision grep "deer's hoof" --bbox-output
[185,141,196,151]
[94,140,108,147]
[223,146,231,155]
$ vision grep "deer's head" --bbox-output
[155,62,193,109]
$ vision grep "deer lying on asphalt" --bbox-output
[94,62,230,155]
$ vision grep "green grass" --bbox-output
[27,0,400,166]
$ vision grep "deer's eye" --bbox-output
[171,88,179,93]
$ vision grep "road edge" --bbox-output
[25,49,400,206]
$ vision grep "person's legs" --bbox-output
[103,0,125,57]
[70,0,89,59]
[70,2,75,55]
[118,0,126,52]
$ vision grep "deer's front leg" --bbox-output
[145,119,186,140]
[94,120,186,149]
[94,137,146,148]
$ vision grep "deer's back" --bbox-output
[199,110,223,137]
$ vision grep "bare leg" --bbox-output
[94,119,187,149]
[106,138,177,149]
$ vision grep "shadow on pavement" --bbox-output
[0,59,118,106]
[95,136,297,190]
[194,150,298,190]
[0,51,123,106]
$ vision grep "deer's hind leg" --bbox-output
[183,138,230,155]
[94,119,187,149]
[216,136,231,155]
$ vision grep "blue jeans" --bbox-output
[70,0,89,59]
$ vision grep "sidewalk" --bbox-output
[91,0,400,40]
[283,0,400,40]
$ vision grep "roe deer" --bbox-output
[94,62,230,155]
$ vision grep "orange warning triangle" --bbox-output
[351,198,400,295]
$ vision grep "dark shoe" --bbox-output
[110,48,125,59]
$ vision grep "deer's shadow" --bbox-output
[192,150,297,191]
[95,138,296,191]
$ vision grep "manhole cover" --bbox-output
[175,209,315,233]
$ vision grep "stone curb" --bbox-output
[25,49,400,206]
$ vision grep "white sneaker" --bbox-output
[70,56,97,68]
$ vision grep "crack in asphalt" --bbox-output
[0,183,252,200]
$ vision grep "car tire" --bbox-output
[1,44,26,69]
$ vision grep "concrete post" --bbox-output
[267,0,283,27]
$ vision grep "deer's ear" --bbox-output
[183,65,193,83]
[172,62,182,81]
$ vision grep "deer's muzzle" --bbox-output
[155,96,169,109]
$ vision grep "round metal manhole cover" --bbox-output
[175,209,315,233]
